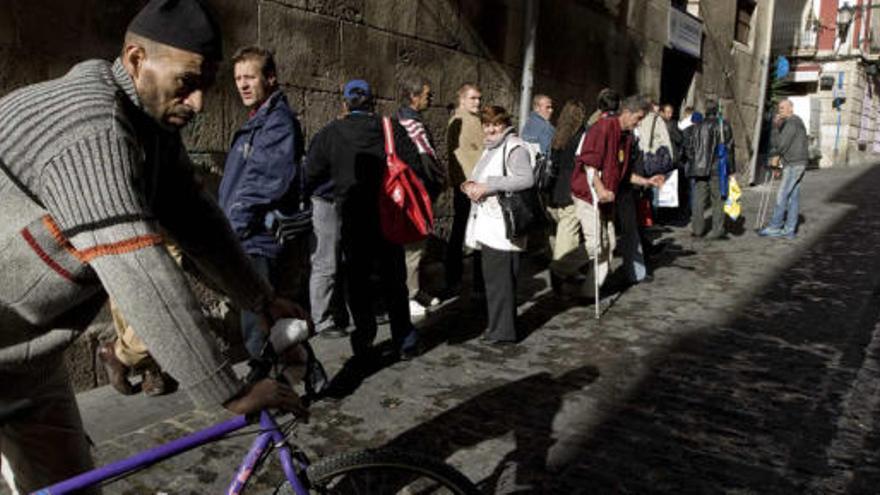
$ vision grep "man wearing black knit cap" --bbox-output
[0,1,303,491]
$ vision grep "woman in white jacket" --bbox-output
[461,106,534,344]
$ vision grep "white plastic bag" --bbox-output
[655,169,679,208]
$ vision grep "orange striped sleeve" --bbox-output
[42,214,164,263]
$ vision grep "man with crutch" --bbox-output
[758,99,809,239]
[571,95,663,316]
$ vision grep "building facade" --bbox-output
[773,0,880,167]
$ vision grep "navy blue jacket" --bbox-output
[219,90,304,259]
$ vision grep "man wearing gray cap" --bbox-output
[0,0,302,491]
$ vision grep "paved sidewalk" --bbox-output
[26,163,880,494]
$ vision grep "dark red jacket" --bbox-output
[571,116,632,209]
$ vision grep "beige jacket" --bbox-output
[446,107,484,187]
[637,112,672,154]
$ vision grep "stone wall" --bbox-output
[0,0,768,182]
[0,0,768,391]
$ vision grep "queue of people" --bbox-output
[88,52,763,389]
[0,1,809,492]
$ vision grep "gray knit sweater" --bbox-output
[0,59,273,407]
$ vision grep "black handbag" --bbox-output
[267,163,312,244]
[533,151,557,193]
[269,208,312,243]
[497,142,543,240]
[639,114,675,177]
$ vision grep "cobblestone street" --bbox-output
[57,163,880,494]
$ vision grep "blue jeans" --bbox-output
[767,164,806,235]
[241,254,275,360]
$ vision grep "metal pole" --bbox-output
[518,0,539,133]
[748,0,776,185]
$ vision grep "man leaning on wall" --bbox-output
[445,83,485,299]
[218,45,306,373]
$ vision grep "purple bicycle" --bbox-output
[1,347,479,494]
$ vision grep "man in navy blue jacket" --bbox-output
[219,46,305,363]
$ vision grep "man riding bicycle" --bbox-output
[0,1,303,492]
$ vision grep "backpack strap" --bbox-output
[649,114,657,150]
[501,140,508,177]
[382,116,396,158]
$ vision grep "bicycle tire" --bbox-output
[304,448,481,495]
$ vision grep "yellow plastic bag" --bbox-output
[724,176,742,220]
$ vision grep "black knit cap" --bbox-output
[127,0,223,61]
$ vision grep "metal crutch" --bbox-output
[755,165,780,230]
[586,167,601,319]
[754,168,772,229]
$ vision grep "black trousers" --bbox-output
[446,189,484,291]
[341,221,416,356]
[481,246,520,342]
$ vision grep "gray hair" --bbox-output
[620,95,650,114]
[532,93,551,109]
[399,75,431,104]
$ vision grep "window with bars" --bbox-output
[734,0,757,45]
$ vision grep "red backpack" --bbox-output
[379,116,434,244]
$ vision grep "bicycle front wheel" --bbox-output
[305,448,480,495]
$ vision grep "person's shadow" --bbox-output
[384,365,600,493]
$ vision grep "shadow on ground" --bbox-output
[384,164,880,494]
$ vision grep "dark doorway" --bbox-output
[660,46,700,117]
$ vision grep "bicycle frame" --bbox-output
[34,410,310,495]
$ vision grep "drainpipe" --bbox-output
[518,0,539,133]
[748,0,776,185]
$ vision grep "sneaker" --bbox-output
[409,299,427,317]
[758,227,784,237]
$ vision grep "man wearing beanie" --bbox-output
[0,1,302,491]
[305,79,425,370]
